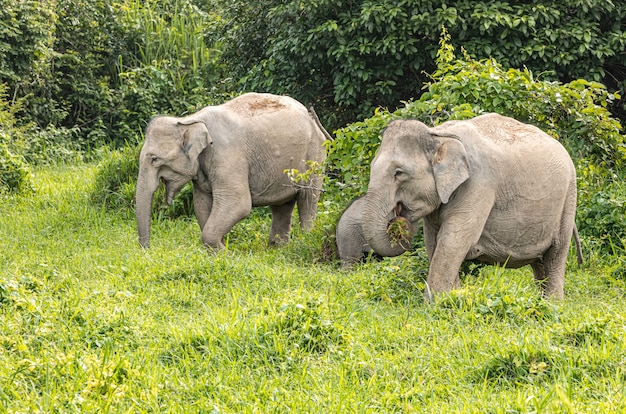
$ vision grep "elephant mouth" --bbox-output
[160,177,176,205]
[394,202,408,218]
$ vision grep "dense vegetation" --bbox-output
[224,0,626,124]
[1,0,626,410]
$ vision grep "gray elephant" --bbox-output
[136,93,329,250]
[362,114,583,301]
[336,196,413,268]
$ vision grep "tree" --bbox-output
[221,0,626,128]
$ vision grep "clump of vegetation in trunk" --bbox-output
[386,216,412,249]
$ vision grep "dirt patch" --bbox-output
[226,94,288,117]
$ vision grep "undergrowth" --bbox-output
[1,164,625,412]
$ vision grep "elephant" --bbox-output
[362,113,583,301]
[136,92,330,250]
[336,196,414,268]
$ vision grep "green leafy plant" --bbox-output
[386,217,412,249]
[474,344,554,386]
[90,144,194,217]
[283,160,325,192]
[263,300,346,355]
[90,145,140,211]
[223,0,626,128]
[0,85,33,194]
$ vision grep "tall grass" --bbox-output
[117,0,222,98]
[121,0,215,70]
[1,164,626,412]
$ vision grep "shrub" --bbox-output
[473,344,554,386]
[0,85,33,194]
[114,0,229,147]
[576,175,626,251]
[90,146,140,211]
[222,0,626,128]
[90,145,194,218]
[0,145,31,195]
[1,0,227,150]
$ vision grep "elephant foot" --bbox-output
[268,234,290,247]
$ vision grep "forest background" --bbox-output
[2,0,626,411]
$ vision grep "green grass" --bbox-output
[1,164,626,412]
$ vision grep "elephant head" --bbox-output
[136,116,212,248]
[363,120,470,256]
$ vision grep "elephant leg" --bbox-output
[531,260,550,294]
[193,185,212,230]
[424,196,493,301]
[423,219,438,261]
[201,190,252,250]
[296,175,322,231]
[537,186,576,299]
[534,234,570,299]
[536,246,566,299]
[269,199,296,245]
[424,233,465,300]
[532,227,572,299]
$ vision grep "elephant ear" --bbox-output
[430,134,470,204]
[177,120,212,168]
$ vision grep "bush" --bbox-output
[327,30,626,251]
[222,0,626,128]
[0,86,33,194]
[576,173,626,251]
[90,146,140,211]
[90,145,194,218]
[0,145,31,195]
[1,0,227,150]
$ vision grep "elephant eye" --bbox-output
[150,155,160,165]
[393,169,405,179]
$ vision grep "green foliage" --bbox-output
[576,175,626,252]
[222,0,626,127]
[435,284,557,323]
[90,146,140,212]
[115,0,228,146]
[473,343,554,385]
[0,1,57,116]
[1,0,226,151]
[0,86,33,194]
[0,145,31,195]
[21,125,86,166]
[90,144,194,217]
[253,300,345,357]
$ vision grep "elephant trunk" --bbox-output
[136,166,159,248]
[362,193,414,257]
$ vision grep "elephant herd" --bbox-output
[136,93,582,301]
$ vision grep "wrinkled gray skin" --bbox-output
[336,196,412,268]
[363,114,580,301]
[136,93,328,250]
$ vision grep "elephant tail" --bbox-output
[308,106,334,141]
[573,224,583,265]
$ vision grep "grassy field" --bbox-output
[1,164,625,413]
